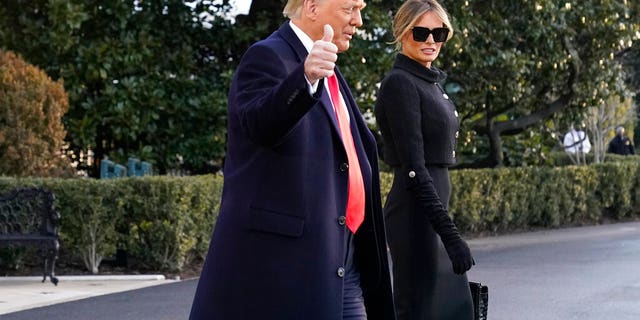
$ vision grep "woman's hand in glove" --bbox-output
[442,237,475,275]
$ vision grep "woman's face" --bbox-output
[401,11,446,68]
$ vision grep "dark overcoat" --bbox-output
[189,22,394,320]
[607,135,635,155]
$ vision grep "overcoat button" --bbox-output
[340,163,349,172]
[455,131,459,138]
[338,216,346,225]
[453,151,456,158]
[337,267,345,278]
[408,171,416,178]
[443,93,449,100]
[454,110,459,117]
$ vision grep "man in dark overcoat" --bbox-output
[607,126,635,155]
[189,0,394,319]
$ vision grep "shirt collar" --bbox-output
[289,21,314,54]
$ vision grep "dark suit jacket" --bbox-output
[189,22,394,320]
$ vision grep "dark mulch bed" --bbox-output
[0,249,204,280]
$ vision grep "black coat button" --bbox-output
[338,216,346,225]
[339,163,349,172]
[337,267,345,278]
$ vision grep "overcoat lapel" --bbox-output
[319,84,342,137]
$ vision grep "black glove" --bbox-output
[408,168,475,274]
[435,217,475,274]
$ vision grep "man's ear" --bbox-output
[303,0,319,21]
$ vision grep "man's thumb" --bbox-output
[322,24,334,42]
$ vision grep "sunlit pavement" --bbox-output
[2,221,640,320]
[0,275,172,315]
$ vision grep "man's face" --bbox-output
[315,0,366,52]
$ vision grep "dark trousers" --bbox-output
[343,231,367,319]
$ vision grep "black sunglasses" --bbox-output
[411,27,449,43]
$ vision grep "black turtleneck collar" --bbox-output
[393,53,447,83]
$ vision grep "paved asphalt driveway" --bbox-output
[4,221,640,320]
[467,221,640,320]
[1,278,197,320]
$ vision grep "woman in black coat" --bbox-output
[375,0,475,319]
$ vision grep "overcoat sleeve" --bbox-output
[231,42,323,146]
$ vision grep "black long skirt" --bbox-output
[385,166,474,320]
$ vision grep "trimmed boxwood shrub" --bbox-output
[0,174,222,274]
[3,162,640,274]
[448,162,638,235]
[381,162,640,236]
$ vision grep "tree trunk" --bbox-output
[487,117,504,167]
[92,128,106,178]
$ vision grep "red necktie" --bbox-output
[327,74,365,233]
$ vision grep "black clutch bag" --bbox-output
[469,281,488,320]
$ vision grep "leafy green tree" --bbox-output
[0,1,230,175]
[3,0,639,172]
[620,44,640,146]
[622,42,640,95]
[0,50,72,177]
[248,0,640,168]
[438,0,639,167]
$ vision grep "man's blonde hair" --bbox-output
[392,0,453,51]
[283,0,305,19]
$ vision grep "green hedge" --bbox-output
[426,162,638,235]
[380,162,640,235]
[3,163,640,274]
[544,151,640,166]
[0,175,222,274]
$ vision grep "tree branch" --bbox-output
[492,36,582,135]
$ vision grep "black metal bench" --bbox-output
[0,187,60,285]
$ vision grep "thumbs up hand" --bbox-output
[304,24,338,84]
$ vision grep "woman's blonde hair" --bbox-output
[391,0,453,51]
